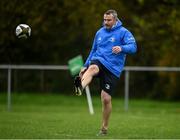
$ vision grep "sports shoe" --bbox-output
[96,128,107,136]
[74,76,83,96]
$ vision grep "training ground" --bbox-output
[0,93,180,139]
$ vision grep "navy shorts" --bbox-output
[90,60,119,95]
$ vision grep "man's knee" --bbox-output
[88,65,99,75]
[101,90,111,104]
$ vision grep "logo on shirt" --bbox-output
[127,37,135,41]
[109,37,115,42]
[98,37,102,41]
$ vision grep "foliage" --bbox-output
[0,0,180,99]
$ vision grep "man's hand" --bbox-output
[112,46,122,54]
[79,67,87,78]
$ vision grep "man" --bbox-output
[74,9,137,135]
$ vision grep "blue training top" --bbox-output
[84,20,137,78]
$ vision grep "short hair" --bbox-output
[104,9,118,20]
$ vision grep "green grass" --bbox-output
[0,93,180,139]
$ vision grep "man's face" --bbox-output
[104,14,116,29]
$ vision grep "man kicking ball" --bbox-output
[74,9,137,135]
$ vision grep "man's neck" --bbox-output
[111,21,117,29]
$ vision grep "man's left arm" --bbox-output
[120,31,137,54]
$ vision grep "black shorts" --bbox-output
[90,60,119,96]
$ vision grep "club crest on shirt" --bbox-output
[109,37,115,42]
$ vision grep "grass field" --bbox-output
[0,93,180,139]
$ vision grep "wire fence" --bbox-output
[1,65,180,111]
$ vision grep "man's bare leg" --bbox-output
[81,65,99,89]
[100,90,112,132]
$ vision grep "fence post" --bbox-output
[7,67,12,111]
[124,70,129,111]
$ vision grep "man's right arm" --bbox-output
[79,35,97,77]
[84,35,97,67]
